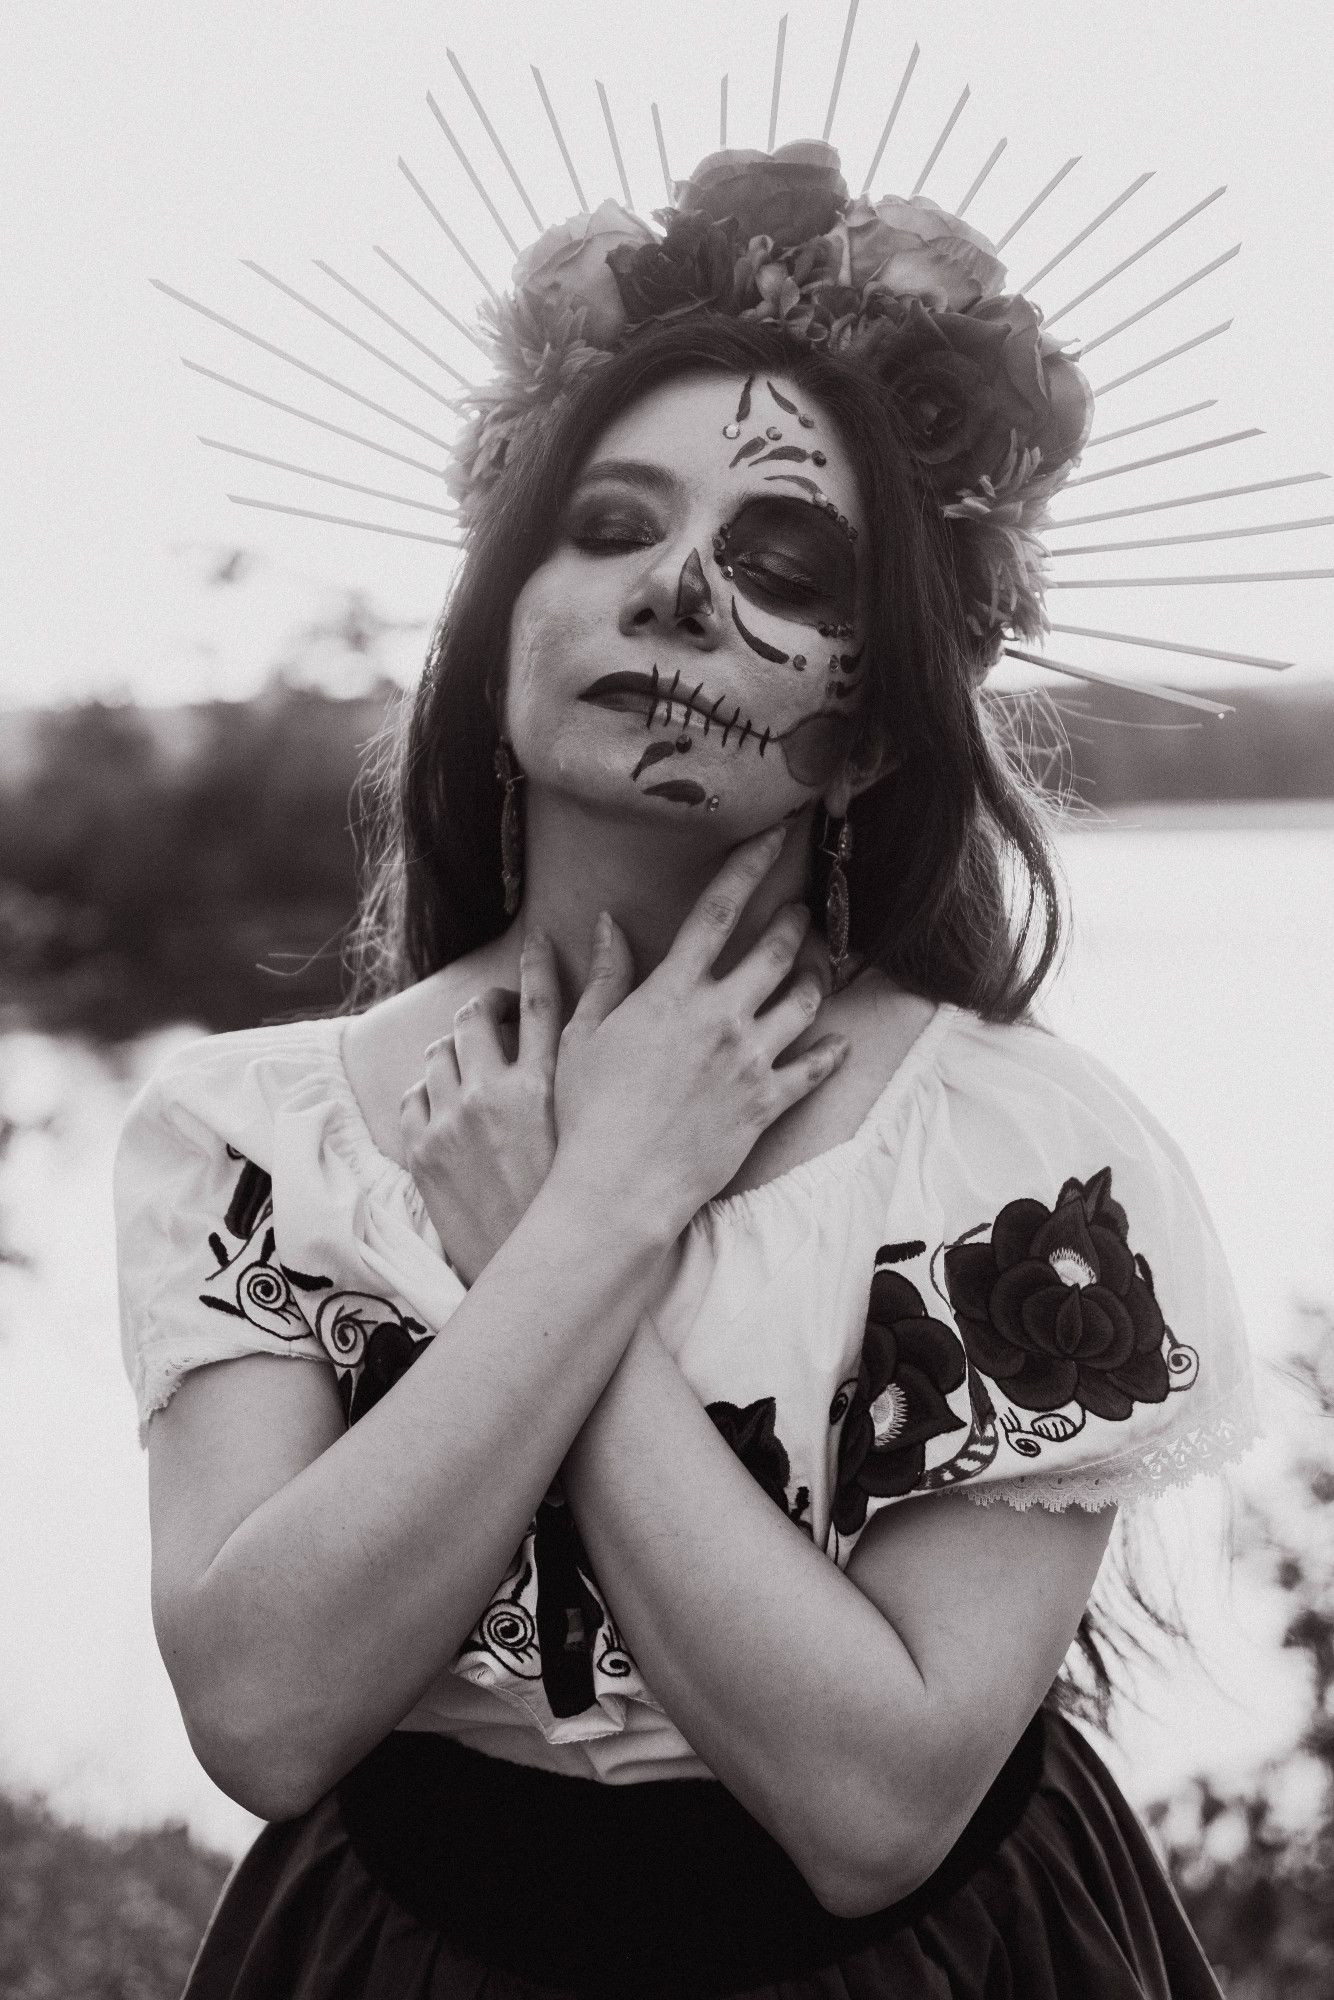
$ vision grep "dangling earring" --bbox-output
[819,811,853,988]
[494,740,525,916]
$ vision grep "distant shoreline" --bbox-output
[1061,798,1334,834]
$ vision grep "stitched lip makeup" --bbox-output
[579,670,746,736]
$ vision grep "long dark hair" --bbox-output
[347,315,1065,1020]
[346,316,1186,1730]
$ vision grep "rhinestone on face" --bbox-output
[706,795,720,812]
[811,450,827,466]
[720,564,734,579]
[765,425,782,440]
[798,412,815,428]
[722,423,741,439]
[792,654,806,669]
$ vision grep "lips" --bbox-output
[580,670,695,719]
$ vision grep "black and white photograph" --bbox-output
[2,2,1332,1993]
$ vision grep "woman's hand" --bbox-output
[554,827,848,1241]
[401,933,563,1284]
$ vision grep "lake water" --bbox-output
[1,803,1331,1858]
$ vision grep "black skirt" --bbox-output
[182,1708,1222,1999]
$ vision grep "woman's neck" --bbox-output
[509,788,818,1000]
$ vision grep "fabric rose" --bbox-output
[944,1167,1172,1422]
[608,211,745,323]
[831,1270,966,1534]
[707,1396,810,1527]
[831,194,1006,309]
[512,198,655,345]
[674,141,847,248]
[860,296,1094,497]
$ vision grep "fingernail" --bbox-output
[594,910,612,950]
[523,928,547,952]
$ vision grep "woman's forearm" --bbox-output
[561,1324,941,1914]
[173,1166,674,1817]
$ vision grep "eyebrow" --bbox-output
[574,458,680,497]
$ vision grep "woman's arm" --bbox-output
[147,833,847,1820]
[563,1322,1114,1918]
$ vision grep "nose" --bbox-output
[619,544,720,648]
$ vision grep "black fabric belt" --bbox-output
[334,1708,1046,1997]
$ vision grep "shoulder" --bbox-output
[116,1017,346,1181]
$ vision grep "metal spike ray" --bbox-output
[228,495,462,547]
[313,261,471,386]
[426,92,520,255]
[651,104,672,198]
[1049,472,1329,530]
[861,44,919,193]
[596,81,634,210]
[1051,569,1334,589]
[398,160,500,301]
[531,68,588,210]
[372,247,490,355]
[200,438,460,517]
[181,360,450,480]
[768,14,787,151]
[1044,186,1227,326]
[1062,428,1262,491]
[993,156,1079,251]
[241,262,458,409]
[1004,647,1234,716]
[957,138,1006,217]
[823,0,860,142]
[1092,321,1232,397]
[912,88,970,198]
[720,74,728,148]
[1018,172,1153,292]
[1084,401,1216,451]
[1049,514,1334,557]
[446,48,543,232]
[1080,245,1241,355]
[151,281,455,450]
[1048,623,1291,671]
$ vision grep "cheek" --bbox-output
[506,583,589,695]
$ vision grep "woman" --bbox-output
[117,152,1254,1998]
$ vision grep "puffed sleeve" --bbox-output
[114,1040,329,1443]
[827,1016,1257,1556]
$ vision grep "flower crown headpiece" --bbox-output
[158,10,1333,717]
[449,141,1094,670]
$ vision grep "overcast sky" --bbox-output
[5,0,1333,708]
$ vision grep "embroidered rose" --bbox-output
[674,142,848,247]
[336,1313,431,1425]
[707,1396,811,1527]
[832,194,1006,309]
[831,1270,966,1533]
[860,296,1094,498]
[512,198,655,345]
[608,212,746,324]
[944,1166,1172,1422]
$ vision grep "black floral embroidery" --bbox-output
[944,1165,1176,1423]
[706,1397,811,1530]
[201,1154,329,1340]
[831,1264,966,1533]
[338,1315,431,1424]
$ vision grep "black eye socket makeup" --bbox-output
[714,496,858,627]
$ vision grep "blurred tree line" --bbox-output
[1,674,1331,1042]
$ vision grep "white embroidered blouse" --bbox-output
[114,1003,1256,1784]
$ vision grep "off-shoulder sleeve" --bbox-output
[114,1047,329,1442]
[828,1017,1257,1554]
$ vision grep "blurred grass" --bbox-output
[0,1791,230,2000]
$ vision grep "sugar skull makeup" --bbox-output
[503,370,868,826]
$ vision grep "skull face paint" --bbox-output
[503,370,868,826]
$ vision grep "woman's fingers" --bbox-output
[770,1033,851,1115]
[566,913,635,1036]
[517,932,561,1073]
[449,989,516,1084]
[667,826,787,980]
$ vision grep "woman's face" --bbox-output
[503,370,869,835]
